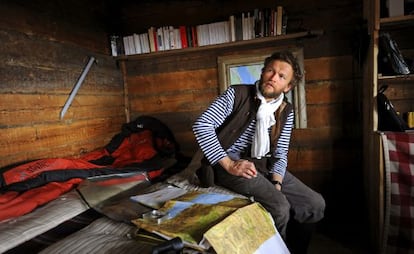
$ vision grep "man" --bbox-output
[192,51,325,253]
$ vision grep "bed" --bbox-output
[0,118,289,254]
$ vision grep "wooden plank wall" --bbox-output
[0,2,124,168]
[122,0,366,237]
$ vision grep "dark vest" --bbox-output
[197,84,293,187]
[217,84,293,152]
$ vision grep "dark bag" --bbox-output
[378,32,410,76]
[377,85,409,132]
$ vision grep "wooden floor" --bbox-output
[308,231,371,254]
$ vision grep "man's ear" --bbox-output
[283,83,293,93]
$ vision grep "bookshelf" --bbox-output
[116,30,322,61]
[380,14,414,27]
[111,5,323,59]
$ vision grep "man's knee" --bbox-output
[308,192,326,222]
[295,192,326,223]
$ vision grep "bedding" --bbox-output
[0,116,179,222]
[0,189,89,253]
[381,131,414,253]
[0,116,181,253]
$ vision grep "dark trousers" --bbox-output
[213,164,325,252]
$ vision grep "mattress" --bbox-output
[39,216,149,254]
[0,189,89,253]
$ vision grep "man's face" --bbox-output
[259,60,293,100]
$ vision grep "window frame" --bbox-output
[217,47,307,128]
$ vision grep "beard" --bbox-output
[258,80,280,99]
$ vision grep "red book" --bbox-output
[191,26,198,47]
[179,26,188,48]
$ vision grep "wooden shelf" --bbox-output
[380,14,414,28]
[378,73,414,80]
[116,30,323,61]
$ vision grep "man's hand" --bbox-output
[219,157,257,179]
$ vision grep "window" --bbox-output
[217,47,307,128]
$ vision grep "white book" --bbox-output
[174,28,182,49]
[157,27,164,51]
[140,33,150,53]
[163,26,170,50]
[123,36,130,55]
[133,33,142,54]
[110,35,118,56]
[168,26,175,49]
[208,23,215,45]
[127,35,135,55]
[196,24,205,46]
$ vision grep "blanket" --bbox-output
[381,131,414,253]
[0,116,179,222]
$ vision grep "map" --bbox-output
[131,191,250,250]
[229,64,262,85]
[131,190,289,253]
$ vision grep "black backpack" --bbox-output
[377,85,409,132]
[378,32,411,76]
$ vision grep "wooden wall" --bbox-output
[121,0,367,241]
[0,1,124,168]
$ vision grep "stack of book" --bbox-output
[110,6,287,57]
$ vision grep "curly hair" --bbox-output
[262,51,303,87]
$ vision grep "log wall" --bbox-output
[0,1,124,168]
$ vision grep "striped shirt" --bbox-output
[193,86,294,178]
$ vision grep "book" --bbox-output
[157,27,164,51]
[133,33,142,54]
[179,25,188,48]
[123,36,129,55]
[186,26,193,47]
[128,35,136,55]
[110,35,122,56]
[147,27,157,52]
[229,15,236,42]
[276,6,283,36]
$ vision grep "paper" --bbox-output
[130,185,188,209]
[204,203,290,254]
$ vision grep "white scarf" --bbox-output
[251,86,284,159]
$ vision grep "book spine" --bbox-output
[148,27,157,52]
[179,26,188,48]
[276,6,283,36]
[110,35,118,56]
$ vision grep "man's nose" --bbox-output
[270,73,278,82]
